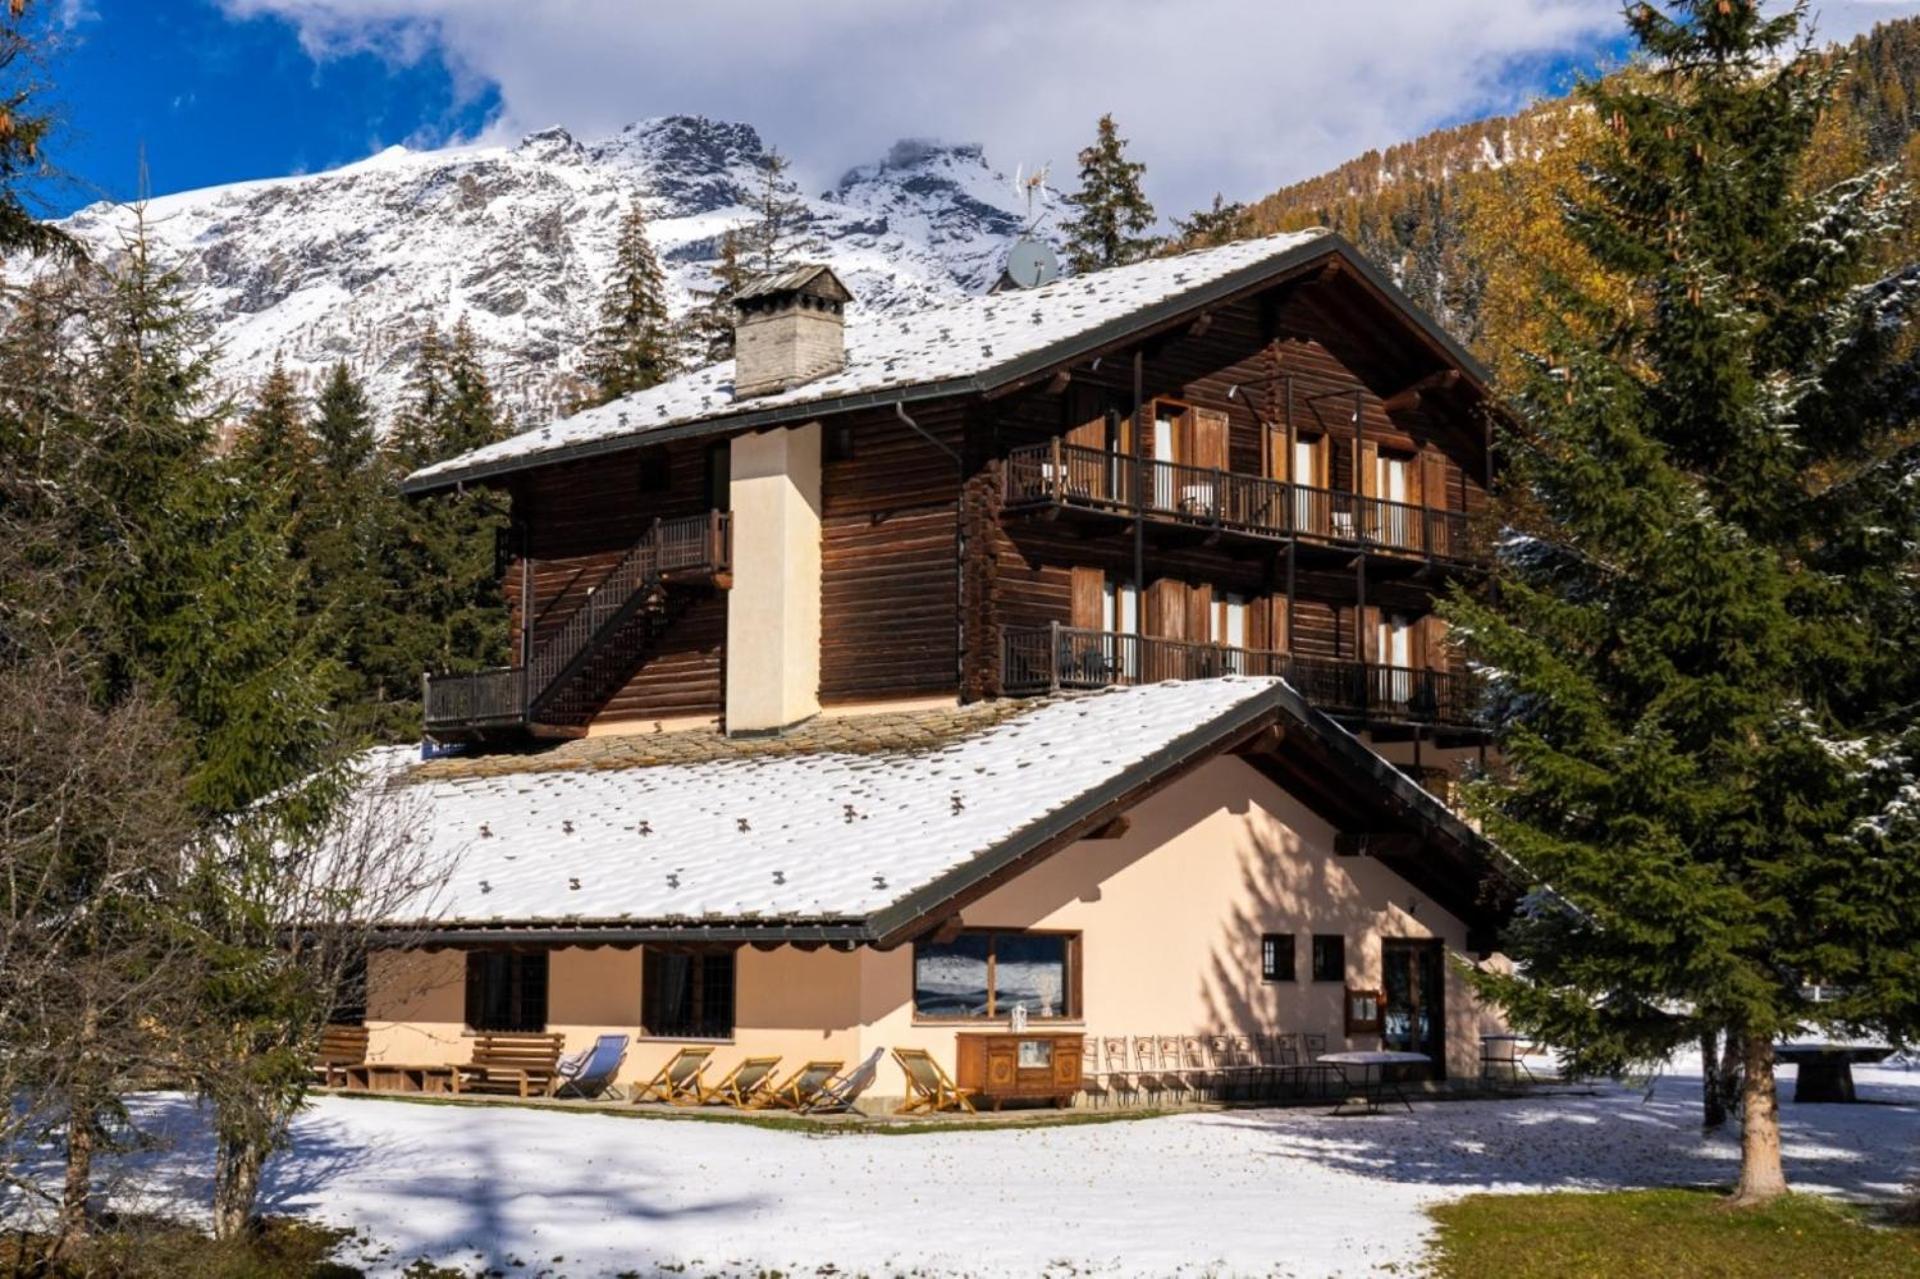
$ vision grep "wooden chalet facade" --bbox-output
[410,233,1495,760]
[363,234,1517,1109]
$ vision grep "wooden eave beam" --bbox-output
[1381,369,1462,414]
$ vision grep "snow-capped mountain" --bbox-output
[53,118,1055,426]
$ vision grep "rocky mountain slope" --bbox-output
[55,118,1051,424]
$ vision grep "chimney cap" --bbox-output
[734,263,853,309]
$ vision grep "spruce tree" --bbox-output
[684,227,752,364]
[579,197,677,408]
[309,360,375,479]
[1448,0,1920,1205]
[741,148,823,275]
[1173,194,1249,249]
[0,1,78,262]
[1060,114,1159,271]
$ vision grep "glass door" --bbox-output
[1382,939,1445,1079]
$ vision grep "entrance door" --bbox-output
[1152,407,1179,510]
[1382,939,1445,1078]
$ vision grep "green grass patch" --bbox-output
[1426,1188,1920,1279]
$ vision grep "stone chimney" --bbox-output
[731,265,852,399]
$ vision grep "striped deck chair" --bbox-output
[893,1047,977,1114]
[751,1060,845,1111]
[631,1045,714,1105]
[693,1056,782,1107]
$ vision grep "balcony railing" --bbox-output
[424,510,731,736]
[1001,624,1484,730]
[1002,441,1482,562]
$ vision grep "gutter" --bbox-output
[402,235,1492,497]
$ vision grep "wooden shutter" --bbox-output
[1357,439,1380,498]
[1191,407,1230,472]
[1186,582,1213,643]
[1146,579,1186,639]
[1420,450,1450,510]
[1248,595,1270,651]
[1069,566,1104,630]
[1065,385,1106,449]
[1421,614,1451,673]
[1361,605,1382,663]
[1271,595,1291,653]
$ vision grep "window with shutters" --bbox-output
[1311,934,1346,983]
[642,948,735,1040]
[465,951,549,1032]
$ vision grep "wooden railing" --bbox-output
[1001,624,1484,729]
[1002,441,1481,561]
[424,511,730,735]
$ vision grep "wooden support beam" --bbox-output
[1044,369,1072,395]
[1381,370,1462,414]
[1186,311,1214,340]
[1086,815,1132,841]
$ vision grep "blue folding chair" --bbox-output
[551,1033,629,1099]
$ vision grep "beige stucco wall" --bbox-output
[724,423,823,734]
[363,755,1507,1102]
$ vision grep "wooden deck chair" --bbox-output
[693,1055,781,1107]
[892,1047,977,1115]
[1182,1036,1219,1101]
[751,1059,845,1111]
[1232,1035,1269,1100]
[631,1045,714,1105]
[1208,1034,1251,1102]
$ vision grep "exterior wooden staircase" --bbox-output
[424,511,731,741]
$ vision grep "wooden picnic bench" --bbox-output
[1774,1042,1894,1104]
[311,1024,369,1088]
[453,1032,568,1098]
[343,1061,457,1094]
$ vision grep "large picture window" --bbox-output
[465,950,548,1032]
[643,948,735,1040]
[913,930,1077,1020]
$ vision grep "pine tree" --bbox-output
[232,357,312,496]
[741,148,823,275]
[1173,194,1249,249]
[0,2,79,262]
[579,197,677,408]
[1060,114,1159,272]
[1447,0,1920,1206]
[389,318,448,471]
[684,227,752,364]
[309,360,375,480]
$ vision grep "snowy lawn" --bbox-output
[50,1064,1920,1278]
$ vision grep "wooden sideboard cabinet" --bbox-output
[954,1032,1084,1109]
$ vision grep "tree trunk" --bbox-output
[51,1106,93,1258]
[1729,1031,1788,1205]
[1700,1029,1728,1128]
[212,1129,266,1242]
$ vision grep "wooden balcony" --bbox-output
[424,511,732,740]
[1001,624,1485,732]
[1002,441,1486,565]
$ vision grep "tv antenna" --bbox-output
[998,163,1061,291]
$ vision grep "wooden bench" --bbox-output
[312,1024,370,1088]
[453,1032,568,1098]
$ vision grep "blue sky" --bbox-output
[34,1,1920,221]
[40,1,497,214]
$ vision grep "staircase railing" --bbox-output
[423,510,729,734]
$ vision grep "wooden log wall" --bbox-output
[819,402,965,703]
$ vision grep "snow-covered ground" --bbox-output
[40,1062,1920,1278]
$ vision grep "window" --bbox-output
[330,952,368,1026]
[913,930,1077,1020]
[643,948,735,1039]
[464,951,548,1032]
[1260,933,1296,983]
[825,422,855,462]
[1311,934,1346,983]
[637,447,671,492]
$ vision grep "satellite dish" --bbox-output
[1003,237,1061,290]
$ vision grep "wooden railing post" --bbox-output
[1048,621,1062,693]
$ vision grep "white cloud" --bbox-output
[217,1,1920,217]
[1801,0,1920,41]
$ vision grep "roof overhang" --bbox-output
[370,680,1516,950]
[401,235,1492,497]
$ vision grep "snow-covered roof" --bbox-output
[370,679,1287,935]
[406,230,1357,492]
